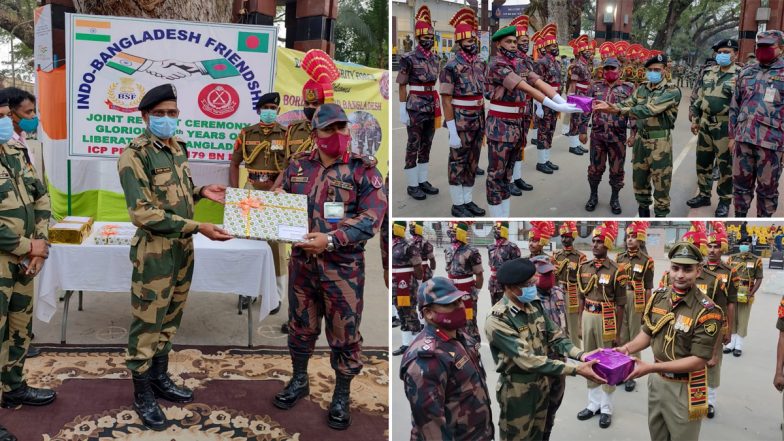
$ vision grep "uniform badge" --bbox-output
[746,261,755,268]
[568,262,577,270]
[0,171,10,179]
[633,264,643,273]
[599,274,610,285]
[398,279,408,289]
[674,314,693,332]
[290,176,308,183]
[455,355,468,369]
[704,322,718,336]
[371,175,383,189]
[697,284,707,294]
[153,167,171,175]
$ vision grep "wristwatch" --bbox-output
[326,234,336,252]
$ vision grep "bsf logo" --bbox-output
[105,77,145,113]
[198,83,240,119]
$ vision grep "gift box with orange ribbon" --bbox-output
[93,224,137,245]
[223,188,309,243]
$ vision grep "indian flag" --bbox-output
[74,19,111,42]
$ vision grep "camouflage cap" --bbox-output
[492,25,517,42]
[530,254,555,273]
[311,103,349,129]
[712,39,738,51]
[668,242,703,264]
[757,30,784,46]
[139,83,177,112]
[603,57,620,68]
[417,277,466,310]
[497,258,536,285]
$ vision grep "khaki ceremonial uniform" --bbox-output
[727,252,762,338]
[616,250,654,358]
[553,248,586,345]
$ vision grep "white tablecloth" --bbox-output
[35,222,278,323]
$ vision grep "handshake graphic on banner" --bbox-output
[106,52,241,80]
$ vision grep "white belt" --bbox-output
[422,262,430,267]
[575,83,590,90]
[488,103,523,114]
[409,85,433,92]
[392,267,414,274]
[450,276,474,284]
[452,98,484,107]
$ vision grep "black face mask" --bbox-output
[303,107,316,121]
[500,47,518,59]
[419,39,434,50]
[518,43,529,54]
[462,44,478,55]
[549,48,560,57]
[493,231,502,240]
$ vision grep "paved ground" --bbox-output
[390,247,784,440]
[391,73,784,218]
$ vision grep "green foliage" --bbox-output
[335,0,388,69]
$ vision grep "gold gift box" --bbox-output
[50,222,91,244]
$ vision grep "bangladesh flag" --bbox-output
[200,59,240,79]
[237,32,269,53]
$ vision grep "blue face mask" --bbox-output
[646,71,662,84]
[739,245,750,253]
[0,118,13,144]
[715,53,732,66]
[516,285,539,303]
[149,116,178,139]
[17,115,38,133]
[259,109,277,124]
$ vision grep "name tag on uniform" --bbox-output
[765,87,778,103]
[153,167,171,175]
[324,202,345,223]
[290,176,308,183]
[330,179,354,191]
[746,261,755,268]
[633,264,643,273]
[599,274,610,285]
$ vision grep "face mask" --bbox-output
[756,46,778,65]
[259,109,277,124]
[315,131,351,157]
[500,47,518,59]
[462,44,478,55]
[518,42,529,54]
[516,285,539,303]
[549,48,560,57]
[646,71,662,84]
[715,53,732,66]
[604,70,620,82]
[536,272,555,290]
[493,231,502,240]
[0,118,13,144]
[419,39,434,51]
[149,116,178,139]
[739,245,750,253]
[17,115,38,133]
[303,107,316,121]
[430,305,467,330]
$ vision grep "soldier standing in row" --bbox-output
[527,221,555,263]
[0,92,53,441]
[618,241,724,441]
[593,42,614,81]
[118,84,232,430]
[410,221,436,281]
[398,5,441,201]
[440,8,486,217]
[510,15,535,193]
[724,235,763,357]
[554,221,586,344]
[586,57,635,215]
[401,277,494,440]
[274,104,386,430]
[730,30,784,217]
[576,221,626,429]
[485,258,606,441]
[565,35,593,156]
[488,221,521,306]
[391,221,423,357]
[687,39,739,218]
[594,53,682,217]
[445,222,484,344]
[615,221,654,393]
[534,24,564,174]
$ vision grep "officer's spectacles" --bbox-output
[149,109,180,118]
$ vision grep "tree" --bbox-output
[74,0,233,23]
[334,0,387,68]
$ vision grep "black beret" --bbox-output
[139,84,177,112]
[497,258,536,285]
[255,92,280,110]
[644,53,668,68]
[712,39,738,51]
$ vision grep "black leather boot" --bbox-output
[609,188,622,215]
[149,355,193,403]
[638,205,651,217]
[273,357,310,410]
[1,383,56,408]
[327,374,352,430]
[132,371,167,431]
[585,182,598,212]
[0,424,17,441]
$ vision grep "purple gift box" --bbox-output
[567,95,594,113]
[584,349,634,386]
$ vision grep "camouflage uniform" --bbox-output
[553,247,586,343]
[538,282,570,441]
[401,324,494,440]
[567,57,592,138]
[519,53,537,156]
[589,79,635,190]
[534,54,562,151]
[118,131,203,374]
[578,257,627,412]
[380,177,389,273]
[486,296,585,441]
[615,250,654,357]
[440,51,486,187]
[615,80,682,216]
[726,251,762,340]
[642,285,723,440]
[392,236,423,334]
[729,57,784,216]
[411,233,435,281]
[487,238,522,306]
[445,243,483,343]
[485,53,540,210]
[398,47,441,169]
[0,139,49,392]
[281,148,387,376]
[691,64,738,204]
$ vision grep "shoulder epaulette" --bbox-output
[351,153,378,169]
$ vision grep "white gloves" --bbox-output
[446,120,461,148]
[399,102,410,126]
[551,94,567,105]
[534,101,544,119]
[542,97,582,114]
